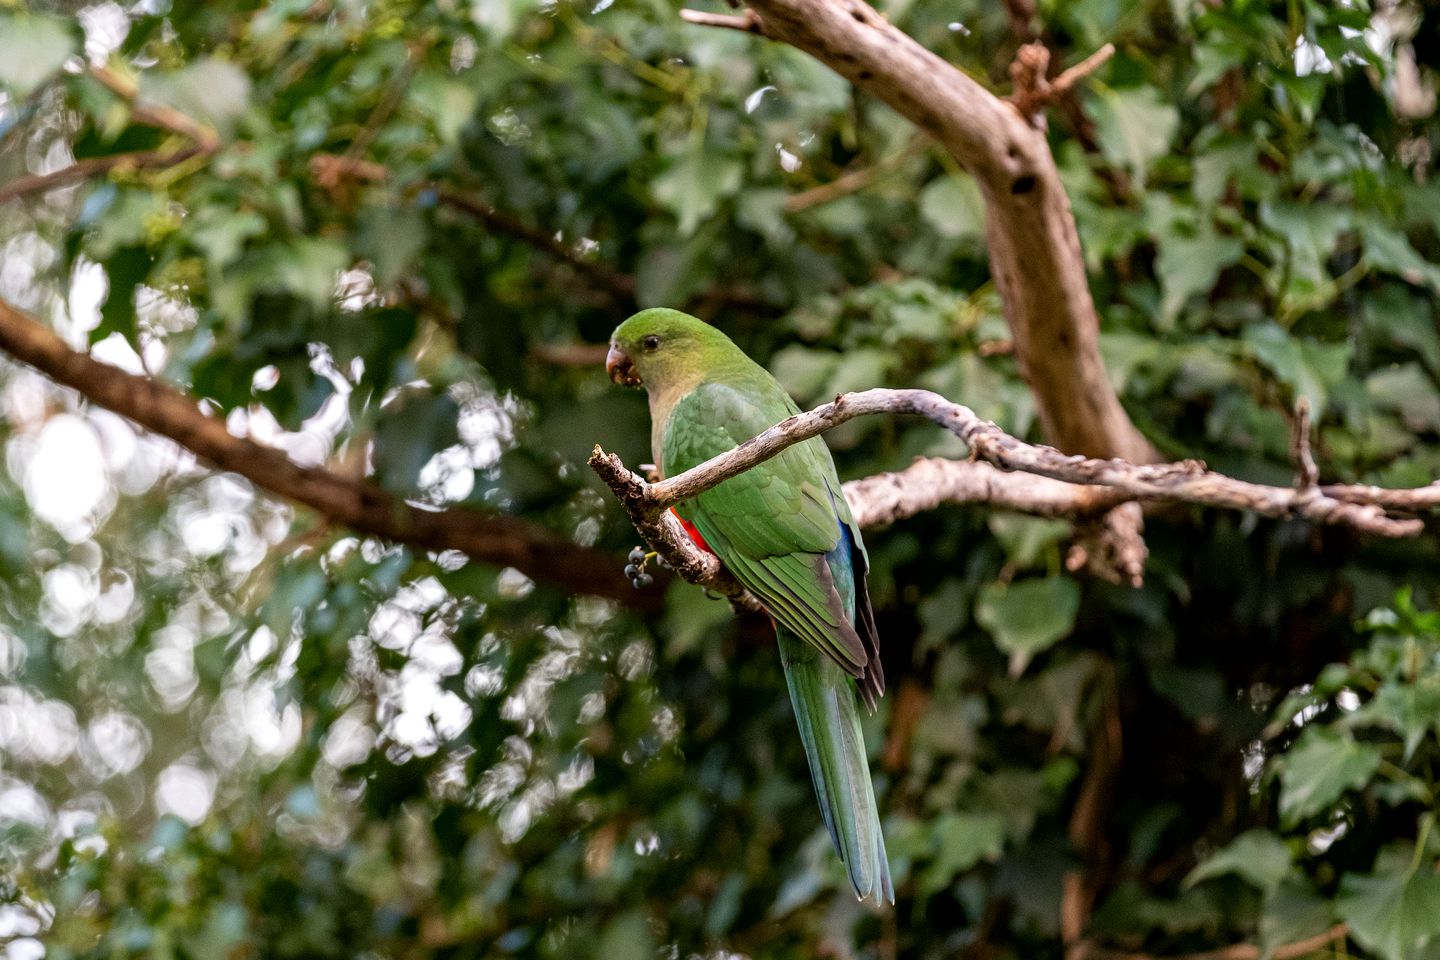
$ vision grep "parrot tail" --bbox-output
[777,627,894,905]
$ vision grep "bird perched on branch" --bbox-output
[606,308,893,904]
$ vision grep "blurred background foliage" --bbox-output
[0,0,1439,957]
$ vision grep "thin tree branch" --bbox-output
[678,8,764,32]
[589,386,1429,601]
[0,296,652,609]
[0,147,208,204]
[1290,397,1319,492]
[844,457,1126,528]
[784,135,927,212]
[632,389,1422,535]
[1010,42,1116,119]
[1,64,221,205]
[89,64,223,151]
[1071,924,1349,960]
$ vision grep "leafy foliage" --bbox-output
[0,0,1438,958]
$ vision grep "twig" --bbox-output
[0,147,207,204]
[309,153,636,302]
[1071,923,1348,960]
[1009,42,1115,119]
[784,136,927,212]
[1062,667,1123,953]
[0,65,222,205]
[529,342,610,366]
[1289,397,1319,492]
[0,296,650,609]
[678,9,766,33]
[1051,43,1117,97]
[1320,481,1440,511]
[89,64,222,151]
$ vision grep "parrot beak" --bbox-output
[606,343,641,386]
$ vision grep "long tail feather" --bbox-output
[777,627,894,904]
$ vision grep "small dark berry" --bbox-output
[635,573,654,589]
[623,564,638,577]
[628,547,646,563]
[654,555,672,570]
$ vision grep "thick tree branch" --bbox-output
[590,387,1430,602]
[0,297,650,609]
[696,0,1153,465]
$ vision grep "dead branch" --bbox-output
[589,385,1429,601]
[0,296,651,609]
[1010,42,1117,119]
[627,388,1422,536]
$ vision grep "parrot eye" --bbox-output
[642,335,661,351]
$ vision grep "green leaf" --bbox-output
[411,71,480,143]
[1277,726,1382,826]
[1185,830,1292,891]
[1242,323,1351,414]
[1260,202,1351,302]
[986,516,1071,570]
[372,388,461,493]
[1368,364,1440,434]
[918,175,985,242]
[1338,850,1440,960]
[1156,224,1244,324]
[142,58,251,138]
[1260,879,1338,955]
[652,149,743,236]
[920,813,1005,896]
[1361,220,1440,293]
[596,909,655,960]
[976,576,1081,675]
[358,207,427,288]
[0,13,76,98]
[275,237,350,312]
[1090,85,1180,184]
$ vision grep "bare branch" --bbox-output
[843,457,1126,528]
[588,387,1426,602]
[626,388,1422,536]
[90,64,222,151]
[679,9,765,32]
[784,136,927,212]
[1051,43,1117,97]
[1290,397,1319,492]
[1,64,221,205]
[0,296,651,609]
[1321,481,1440,511]
[733,0,1154,465]
[1009,42,1116,118]
[0,147,208,204]
[1072,924,1349,960]
[588,447,760,612]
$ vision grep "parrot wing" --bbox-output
[663,381,882,698]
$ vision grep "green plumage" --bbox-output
[608,308,893,904]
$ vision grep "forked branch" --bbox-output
[589,388,1430,600]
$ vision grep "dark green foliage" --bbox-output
[1,0,1439,958]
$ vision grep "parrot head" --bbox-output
[606,308,738,390]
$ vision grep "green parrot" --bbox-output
[607,308,893,904]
